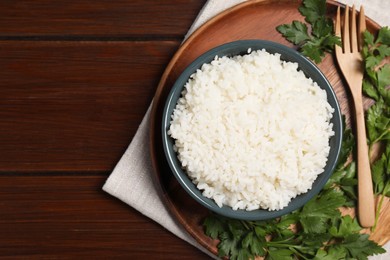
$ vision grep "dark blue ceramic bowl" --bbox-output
[162,40,342,220]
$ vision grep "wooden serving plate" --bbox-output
[149,0,390,255]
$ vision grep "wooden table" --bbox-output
[0,1,211,258]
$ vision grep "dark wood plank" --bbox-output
[0,0,206,37]
[0,0,213,258]
[0,175,210,259]
[0,41,179,172]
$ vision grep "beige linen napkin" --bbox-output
[103,0,390,258]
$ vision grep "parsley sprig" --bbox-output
[362,27,390,149]
[276,0,341,63]
[362,27,390,229]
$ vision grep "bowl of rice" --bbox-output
[162,40,342,220]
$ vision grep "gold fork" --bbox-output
[335,5,375,227]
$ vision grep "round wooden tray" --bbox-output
[149,0,390,255]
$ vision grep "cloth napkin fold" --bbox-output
[103,0,390,258]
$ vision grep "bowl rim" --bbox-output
[161,39,343,220]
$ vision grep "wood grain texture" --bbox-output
[0,0,206,37]
[0,176,210,259]
[0,41,179,172]
[0,0,212,258]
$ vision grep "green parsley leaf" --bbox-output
[312,17,333,38]
[372,142,390,196]
[372,152,386,194]
[377,44,390,59]
[321,34,342,51]
[378,64,390,88]
[363,79,380,101]
[365,55,382,71]
[299,189,346,233]
[336,234,386,260]
[228,220,246,238]
[377,64,390,104]
[325,163,357,201]
[298,0,326,25]
[277,0,340,63]
[314,247,347,260]
[236,249,251,260]
[366,99,390,144]
[329,215,361,237]
[218,230,239,258]
[276,21,310,45]
[203,214,225,239]
[254,225,267,238]
[267,248,294,260]
[301,41,324,63]
[384,183,390,197]
[340,187,357,207]
[383,144,390,197]
[361,29,390,225]
[333,121,354,170]
[301,233,331,247]
[363,30,375,46]
[242,231,266,256]
[362,28,390,104]
[376,26,390,45]
[276,213,299,229]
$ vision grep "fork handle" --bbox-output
[354,97,375,227]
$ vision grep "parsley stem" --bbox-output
[373,194,386,232]
[370,129,390,153]
[267,243,312,259]
[240,220,251,230]
[289,247,311,260]
[267,236,295,244]
[266,242,301,248]
[377,130,390,143]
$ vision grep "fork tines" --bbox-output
[335,5,366,53]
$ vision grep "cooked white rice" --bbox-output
[168,49,334,211]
